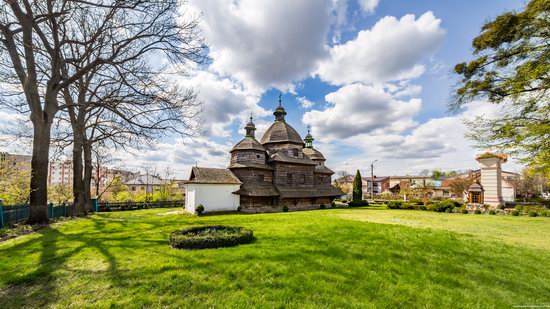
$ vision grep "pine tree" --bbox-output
[352,170,363,202]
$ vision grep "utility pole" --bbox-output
[370,160,377,200]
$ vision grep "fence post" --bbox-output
[48,203,53,220]
[91,198,98,213]
[0,199,4,228]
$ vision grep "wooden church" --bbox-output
[184,97,343,213]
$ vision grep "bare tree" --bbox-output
[0,0,205,221]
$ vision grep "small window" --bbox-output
[287,173,292,184]
[293,149,299,157]
[256,154,261,159]
[132,187,136,191]
[300,174,306,184]
[258,174,264,182]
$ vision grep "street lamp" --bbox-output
[370,160,378,200]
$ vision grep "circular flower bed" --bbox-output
[169,225,254,250]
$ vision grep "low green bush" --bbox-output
[196,204,205,215]
[445,208,452,213]
[489,210,496,215]
[348,200,369,207]
[511,210,520,216]
[320,204,326,209]
[237,206,242,212]
[331,201,337,208]
[528,211,538,217]
[474,209,482,214]
[169,225,254,250]
[283,205,289,212]
[461,209,468,214]
[433,200,456,212]
[387,201,403,209]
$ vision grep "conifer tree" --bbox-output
[352,170,363,202]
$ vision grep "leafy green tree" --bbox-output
[432,169,444,179]
[0,161,31,205]
[352,170,363,202]
[451,0,550,172]
[114,191,132,203]
[48,184,73,205]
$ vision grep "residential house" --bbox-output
[0,152,31,172]
[125,173,166,194]
[362,176,390,196]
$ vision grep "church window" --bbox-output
[293,148,299,157]
[256,154,261,159]
[300,174,305,184]
[258,174,264,182]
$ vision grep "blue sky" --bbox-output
[0,0,526,178]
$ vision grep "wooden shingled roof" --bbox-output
[260,121,304,145]
[185,167,242,184]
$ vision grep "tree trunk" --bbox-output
[83,140,93,212]
[27,119,52,224]
[72,128,86,215]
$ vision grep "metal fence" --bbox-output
[0,200,184,228]
[0,202,72,228]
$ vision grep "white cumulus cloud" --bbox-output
[189,0,334,92]
[317,11,446,85]
[303,83,421,139]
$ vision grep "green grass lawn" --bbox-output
[1,207,549,308]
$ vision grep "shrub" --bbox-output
[169,225,254,250]
[349,200,369,207]
[461,209,468,214]
[511,210,520,216]
[387,201,403,209]
[528,211,538,217]
[433,200,456,212]
[497,204,505,210]
[445,208,452,213]
[237,206,242,212]
[402,203,416,210]
[489,210,496,215]
[474,209,482,214]
[282,205,289,212]
[320,204,326,209]
[331,201,336,208]
[196,204,205,215]
[541,211,548,217]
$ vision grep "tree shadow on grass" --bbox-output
[0,215,168,307]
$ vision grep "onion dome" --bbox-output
[273,93,287,122]
[260,94,304,145]
[302,126,325,160]
[231,115,266,152]
[244,115,256,137]
[304,125,314,148]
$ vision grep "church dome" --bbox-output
[260,121,304,145]
[302,147,325,160]
[231,137,266,152]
